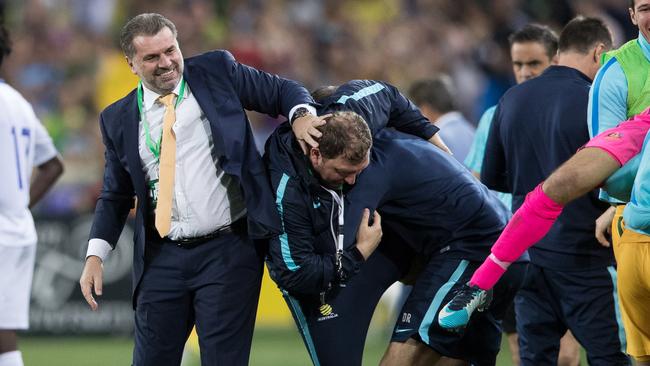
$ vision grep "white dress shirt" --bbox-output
[88,80,247,260]
[87,80,315,260]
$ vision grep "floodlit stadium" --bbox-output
[2,1,644,365]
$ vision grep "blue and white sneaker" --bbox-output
[438,283,493,330]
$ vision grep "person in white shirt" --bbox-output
[0,24,64,366]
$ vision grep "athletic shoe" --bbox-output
[438,283,493,330]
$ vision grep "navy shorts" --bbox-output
[515,263,629,366]
[391,255,527,366]
[502,302,518,334]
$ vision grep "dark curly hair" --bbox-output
[508,24,558,60]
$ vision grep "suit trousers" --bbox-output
[133,224,264,366]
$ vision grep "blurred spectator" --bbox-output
[0,0,632,217]
[409,75,475,163]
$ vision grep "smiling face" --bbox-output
[127,26,184,95]
[631,0,650,44]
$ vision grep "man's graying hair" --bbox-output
[316,111,372,164]
[120,13,177,59]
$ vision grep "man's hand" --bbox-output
[292,113,329,154]
[428,133,452,155]
[595,206,616,247]
[80,256,104,311]
[355,209,382,259]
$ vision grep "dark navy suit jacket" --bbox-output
[89,50,313,303]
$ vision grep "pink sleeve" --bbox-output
[582,109,650,166]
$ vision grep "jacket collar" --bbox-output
[123,90,147,199]
[183,65,226,157]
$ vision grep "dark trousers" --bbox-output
[282,239,413,366]
[133,226,264,366]
[516,263,630,366]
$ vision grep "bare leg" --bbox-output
[435,357,469,366]
[0,330,18,354]
[380,339,441,366]
[507,332,521,366]
[558,330,580,366]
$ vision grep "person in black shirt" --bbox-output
[445,17,629,366]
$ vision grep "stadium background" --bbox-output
[7,0,633,364]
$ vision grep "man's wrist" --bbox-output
[86,238,112,262]
[352,243,370,261]
[290,107,311,124]
[86,255,103,263]
[336,246,365,284]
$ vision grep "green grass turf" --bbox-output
[20,328,587,366]
[20,336,133,366]
[19,327,529,366]
[248,327,518,366]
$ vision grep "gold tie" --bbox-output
[155,93,177,237]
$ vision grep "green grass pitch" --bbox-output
[19,327,525,365]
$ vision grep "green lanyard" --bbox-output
[137,78,186,161]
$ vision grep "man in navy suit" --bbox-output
[78,13,321,366]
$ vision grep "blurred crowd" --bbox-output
[1,0,635,216]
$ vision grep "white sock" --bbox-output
[0,351,23,366]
